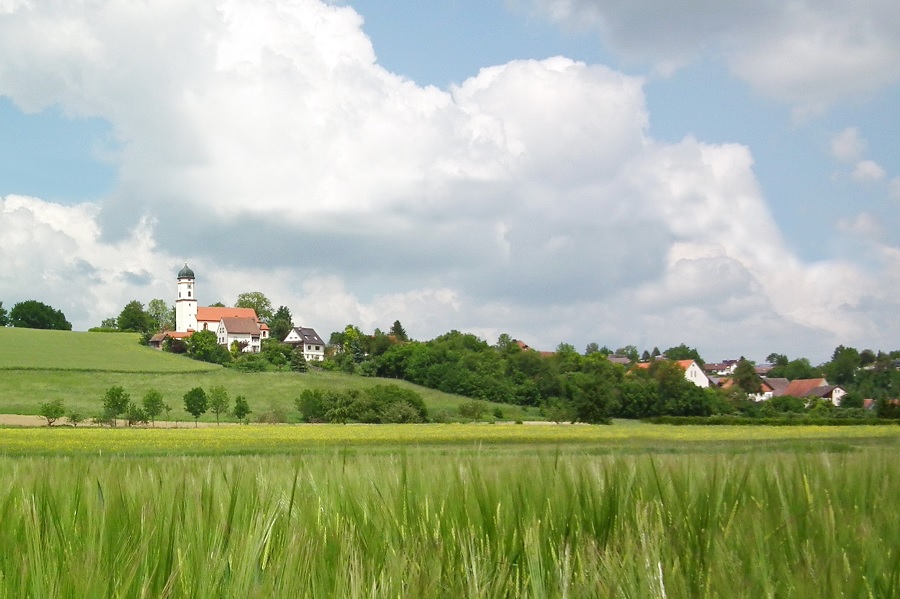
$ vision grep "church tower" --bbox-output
[175,263,198,332]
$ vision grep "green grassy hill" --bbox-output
[0,328,533,423]
[0,328,218,372]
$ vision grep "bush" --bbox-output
[458,400,487,420]
[39,399,66,426]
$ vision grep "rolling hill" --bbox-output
[0,328,531,422]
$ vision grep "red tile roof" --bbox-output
[197,307,259,322]
[782,378,828,397]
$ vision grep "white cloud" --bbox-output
[0,0,898,361]
[831,127,866,163]
[529,0,900,109]
[851,160,886,183]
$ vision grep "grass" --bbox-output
[0,327,218,372]
[0,422,896,457]
[0,447,896,597]
[0,328,532,422]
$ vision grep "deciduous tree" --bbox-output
[10,300,72,330]
[732,358,763,394]
[146,299,173,332]
[39,399,65,426]
[142,389,165,426]
[0,301,8,326]
[117,300,154,333]
[235,292,274,323]
[232,395,251,424]
[103,386,130,427]
[208,385,229,424]
[269,305,293,342]
[183,387,208,427]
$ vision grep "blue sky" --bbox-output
[1,0,899,362]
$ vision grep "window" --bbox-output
[203,323,208,330]
[188,291,191,298]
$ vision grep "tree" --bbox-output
[146,299,173,332]
[117,300,154,333]
[186,329,230,364]
[183,387,208,427]
[235,292,274,323]
[142,389,165,426]
[39,399,65,426]
[640,350,651,362]
[67,411,83,427]
[390,320,409,342]
[732,358,763,394]
[766,353,789,367]
[663,343,704,365]
[232,395,251,424]
[99,317,118,330]
[0,301,8,326]
[614,345,639,362]
[269,305,293,342]
[290,348,308,372]
[125,402,148,427]
[825,345,861,386]
[208,385,229,424]
[584,342,600,355]
[103,386,130,427]
[10,300,72,330]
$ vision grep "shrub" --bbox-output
[458,400,487,420]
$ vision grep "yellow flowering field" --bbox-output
[1,422,897,456]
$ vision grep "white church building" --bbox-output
[164,263,269,352]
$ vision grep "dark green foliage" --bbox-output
[824,345,861,386]
[261,339,292,369]
[269,306,293,342]
[648,415,891,426]
[234,292,273,323]
[0,301,8,326]
[295,385,427,424]
[125,402,148,427]
[662,343,704,365]
[102,386,130,426]
[389,320,409,342]
[142,389,165,425]
[732,358,762,394]
[208,385,229,424]
[232,395,251,423]
[768,358,821,380]
[10,300,72,330]
[458,400,487,420]
[290,348,308,372]
[67,411,83,427]
[764,395,806,414]
[39,399,65,426]
[186,329,231,364]
[877,398,900,419]
[117,300,155,334]
[232,353,268,372]
[183,387,208,426]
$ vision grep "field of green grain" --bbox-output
[1,443,897,598]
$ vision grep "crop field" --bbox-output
[0,421,897,456]
[0,438,896,598]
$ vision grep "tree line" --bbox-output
[0,300,71,330]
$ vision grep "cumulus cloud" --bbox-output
[831,127,866,163]
[0,0,898,361]
[528,0,900,110]
[852,160,887,183]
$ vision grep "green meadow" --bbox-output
[0,328,531,421]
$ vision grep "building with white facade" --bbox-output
[283,326,326,361]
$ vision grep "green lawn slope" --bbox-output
[0,328,218,372]
[0,328,533,423]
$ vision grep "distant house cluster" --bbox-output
[149,264,324,360]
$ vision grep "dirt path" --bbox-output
[0,414,238,428]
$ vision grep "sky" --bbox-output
[1,0,899,363]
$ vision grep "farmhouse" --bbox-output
[283,326,326,362]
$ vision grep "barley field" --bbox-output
[0,444,896,598]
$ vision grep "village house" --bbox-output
[634,359,712,389]
[283,326,326,362]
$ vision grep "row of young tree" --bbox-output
[37,386,252,427]
[0,300,72,330]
